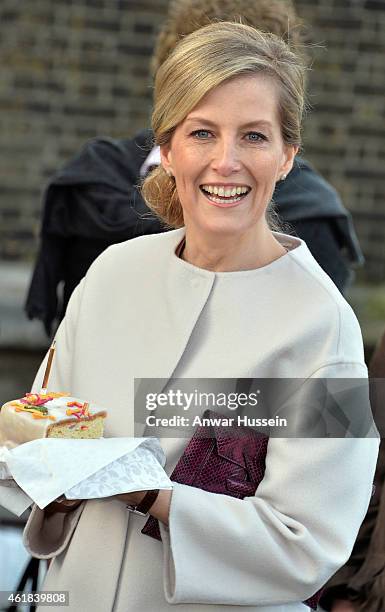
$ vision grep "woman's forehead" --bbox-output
[183,75,281,128]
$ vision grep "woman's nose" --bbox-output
[210,140,242,176]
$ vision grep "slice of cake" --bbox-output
[0,392,107,446]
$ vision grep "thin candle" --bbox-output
[41,340,56,394]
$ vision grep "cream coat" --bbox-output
[23,229,378,611]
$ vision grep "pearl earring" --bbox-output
[281,173,287,181]
[165,169,173,178]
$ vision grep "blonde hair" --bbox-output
[142,21,307,228]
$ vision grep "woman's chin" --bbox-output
[198,222,251,239]
[194,212,259,238]
[184,202,265,238]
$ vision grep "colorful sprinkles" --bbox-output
[11,392,84,421]
[66,401,91,419]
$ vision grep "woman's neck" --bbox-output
[181,226,287,272]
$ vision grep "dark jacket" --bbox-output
[25,129,364,335]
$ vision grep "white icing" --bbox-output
[0,395,106,445]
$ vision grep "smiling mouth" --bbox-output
[200,185,251,207]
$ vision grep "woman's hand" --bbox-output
[115,489,173,525]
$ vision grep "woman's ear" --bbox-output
[279,145,299,180]
[160,143,174,177]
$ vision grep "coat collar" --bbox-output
[134,229,215,437]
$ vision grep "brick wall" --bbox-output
[296,0,385,280]
[0,0,168,261]
[1,0,384,280]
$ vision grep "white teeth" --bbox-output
[201,185,250,198]
[209,195,242,204]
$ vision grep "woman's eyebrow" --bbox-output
[184,116,273,130]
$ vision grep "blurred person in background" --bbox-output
[25,0,363,337]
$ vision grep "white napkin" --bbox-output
[1,437,172,511]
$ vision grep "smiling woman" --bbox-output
[22,21,378,612]
[142,22,304,271]
[160,76,296,271]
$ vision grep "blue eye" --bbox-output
[246,132,267,142]
[191,130,212,139]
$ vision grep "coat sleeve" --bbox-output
[23,503,85,559]
[160,363,379,606]
[23,280,86,558]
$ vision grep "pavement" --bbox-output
[0,261,49,351]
